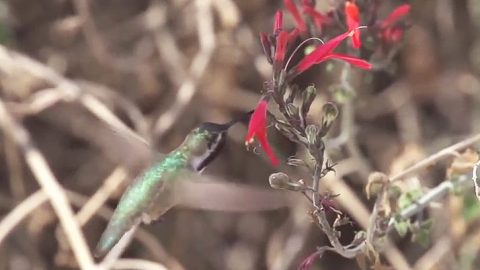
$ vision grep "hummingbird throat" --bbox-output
[190,131,227,172]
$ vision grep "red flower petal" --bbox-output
[288,28,300,43]
[295,31,352,73]
[256,129,280,166]
[274,31,289,62]
[382,27,405,43]
[345,1,361,48]
[274,10,283,33]
[345,1,360,22]
[245,100,267,144]
[245,99,280,166]
[381,4,411,29]
[284,0,307,33]
[298,251,321,270]
[303,6,332,30]
[324,53,372,69]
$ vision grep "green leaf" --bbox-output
[393,218,410,237]
[463,192,480,222]
[414,220,432,248]
[397,188,423,210]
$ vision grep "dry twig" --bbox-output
[0,99,96,269]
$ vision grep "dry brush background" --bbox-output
[0,0,480,270]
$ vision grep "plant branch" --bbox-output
[0,99,96,269]
[390,133,480,182]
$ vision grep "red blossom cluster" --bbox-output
[247,0,407,166]
[245,1,411,166]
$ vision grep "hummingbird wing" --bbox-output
[174,172,292,212]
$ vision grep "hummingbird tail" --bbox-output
[94,218,138,258]
[94,232,119,258]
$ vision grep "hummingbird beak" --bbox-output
[193,111,253,171]
[199,110,254,133]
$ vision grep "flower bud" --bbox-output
[284,85,299,104]
[285,103,299,118]
[287,157,307,167]
[305,124,320,146]
[275,120,302,143]
[269,172,307,191]
[259,32,273,64]
[300,85,316,117]
[318,102,338,137]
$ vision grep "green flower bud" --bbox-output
[269,172,307,191]
[284,85,299,104]
[305,124,320,146]
[300,85,317,117]
[319,102,338,137]
[285,103,299,118]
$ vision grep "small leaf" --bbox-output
[318,102,338,137]
[300,85,317,117]
[397,188,423,210]
[393,218,410,237]
[463,192,480,222]
[412,220,432,247]
[305,124,320,146]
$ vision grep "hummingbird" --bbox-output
[94,112,287,257]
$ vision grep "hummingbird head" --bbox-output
[188,111,253,171]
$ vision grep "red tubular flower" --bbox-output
[302,6,332,30]
[274,31,289,62]
[274,10,283,33]
[323,53,372,69]
[291,30,372,77]
[284,0,307,33]
[298,251,321,270]
[382,27,405,43]
[245,99,280,166]
[344,1,361,49]
[379,4,411,43]
[380,4,411,29]
[288,28,300,43]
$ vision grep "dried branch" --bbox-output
[0,191,47,246]
[390,133,480,182]
[0,99,96,269]
[153,0,217,139]
[153,0,215,138]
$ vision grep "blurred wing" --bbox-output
[177,174,291,212]
[106,124,166,176]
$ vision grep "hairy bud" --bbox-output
[305,124,320,146]
[269,172,307,191]
[319,102,339,137]
[286,103,299,118]
[300,85,317,117]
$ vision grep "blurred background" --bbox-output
[0,0,479,269]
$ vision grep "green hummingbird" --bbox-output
[94,112,287,257]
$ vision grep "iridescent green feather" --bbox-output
[94,130,210,257]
